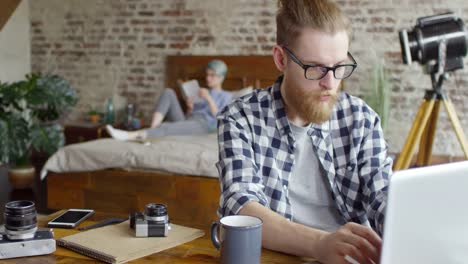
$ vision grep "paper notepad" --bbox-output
[57,221,204,264]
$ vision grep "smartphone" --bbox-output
[47,209,95,229]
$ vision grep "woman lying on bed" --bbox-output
[106,59,232,141]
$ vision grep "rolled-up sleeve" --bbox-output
[358,114,392,235]
[216,104,268,217]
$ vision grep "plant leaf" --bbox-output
[0,74,78,165]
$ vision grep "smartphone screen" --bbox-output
[48,209,94,228]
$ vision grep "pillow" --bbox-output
[230,86,253,99]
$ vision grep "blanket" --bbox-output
[40,134,219,179]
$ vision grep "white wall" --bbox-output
[0,0,30,83]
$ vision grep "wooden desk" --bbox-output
[0,212,310,263]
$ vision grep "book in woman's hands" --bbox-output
[179,80,203,102]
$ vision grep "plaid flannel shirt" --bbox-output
[216,76,392,235]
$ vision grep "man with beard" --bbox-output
[216,0,392,263]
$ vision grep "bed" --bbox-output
[45,55,280,228]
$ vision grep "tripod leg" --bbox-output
[416,100,441,166]
[442,99,468,159]
[395,99,436,170]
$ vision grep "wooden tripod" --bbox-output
[394,73,468,170]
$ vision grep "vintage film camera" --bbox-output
[0,200,56,259]
[399,12,467,72]
[130,203,171,237]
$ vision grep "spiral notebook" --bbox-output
[57,221,204,264]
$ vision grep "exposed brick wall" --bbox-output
[30,0,468,156]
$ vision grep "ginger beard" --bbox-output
[285,84,338,124]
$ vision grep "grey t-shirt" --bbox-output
[288,122,345,232]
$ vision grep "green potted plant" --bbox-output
[364,61,391,132]
[0,73,78,188]
[136,111,145,128]
[87,109,101,124]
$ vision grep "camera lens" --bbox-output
[399,29,419,65]
[144,203,169,223]
[4,200,38,240]
[145,203,167,217]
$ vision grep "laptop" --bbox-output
[381,161,468,264]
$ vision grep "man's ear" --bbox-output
[272,45,287,72]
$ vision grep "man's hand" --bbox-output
[238,202,381,263]
[315,222,381,264]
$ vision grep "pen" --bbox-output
[78,218,127,231]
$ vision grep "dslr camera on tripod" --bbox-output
[130,203,171,237]
[0,200,56,259]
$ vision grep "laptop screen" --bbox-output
[381,161,468,264]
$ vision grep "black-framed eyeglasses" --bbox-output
[282,46,357,80]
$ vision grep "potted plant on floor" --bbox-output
[0,74,78,189]
[364,61,391,133]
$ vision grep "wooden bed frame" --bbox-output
[47,55,280,229]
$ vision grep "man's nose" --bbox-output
[319,70,337,90]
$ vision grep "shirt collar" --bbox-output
[310,119,330,133]
[271,76,292,137]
